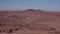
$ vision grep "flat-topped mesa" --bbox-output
[24,9,43,12]
[25,9,36,11]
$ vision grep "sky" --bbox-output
[0,0,60,11]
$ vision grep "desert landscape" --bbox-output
[0,9,60,34]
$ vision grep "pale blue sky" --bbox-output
[0,0,60,11]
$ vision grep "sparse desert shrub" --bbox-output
[19,23,25,27]
[18,22,28,27]
[0,26,15,33]
[0,14,4,17]
[3,30,5,32]
[0,23,2,26]
[11,15,19,18]
[0,30,1,32]
[14,28,19,31]
[14,24,17,27]
[7,29,13,33]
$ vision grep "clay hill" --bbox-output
[0,9,60,34]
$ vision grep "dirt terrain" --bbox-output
[0,9,60,34]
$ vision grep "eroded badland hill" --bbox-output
[0,9,60,34]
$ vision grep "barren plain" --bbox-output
[0,9,60,34]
